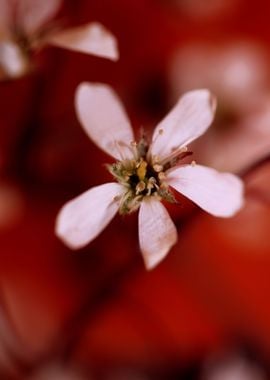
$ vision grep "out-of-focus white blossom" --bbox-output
[169,42,270,173]
[202,355,267,380]
[170,42,269,112]
[0,0,119,80]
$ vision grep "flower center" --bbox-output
[107,137,176,214]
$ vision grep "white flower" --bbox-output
[55,83,244,270]
[0,0,118,80]
[203,355,267,380]
[169,42,270,174]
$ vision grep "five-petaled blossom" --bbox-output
[56,83,244,270]
[0,0,118,80]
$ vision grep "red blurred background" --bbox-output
[1,0,270,378]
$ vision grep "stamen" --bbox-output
[146,177,156,195]
[152,155,160,164]
[108,134,176,212]
[136,160,147,180]
[130,140,139,159]
[115,140,138,160]
[158,172,166,181]
[114,141,127,161]
[136,181,146,194]
[160,145,190,166]
[191,160,196,167]
[159,182,168,189]
[153,163,163,173]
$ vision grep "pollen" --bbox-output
[137,160,147,180]
[107,136,177,214]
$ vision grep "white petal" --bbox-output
[150,89,216,161]
[167,164,244,217]
[0,41,29,79]
[75,82,135,160]
[47,22,119,61]
[15,0,62,36]
[138,198,178,270]
[55,183,123,249]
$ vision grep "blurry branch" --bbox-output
[239,154,270,205]
[9,52,68,184]
[0,298,33,379]
[10,75,44,181]
[239,154,270,179]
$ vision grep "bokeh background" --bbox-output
[1,0,270,378]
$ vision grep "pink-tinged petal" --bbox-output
[150,90,216,161]
[139,198,177,270]
[56,183,123,249]
[75,83,135,160]
[167,164,244,217]
[47,22,119,61]
[170,42,269,113]
[15,0,62,36]
[0,41,29,79]
[192,98,270,173]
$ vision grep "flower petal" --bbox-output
[139,198,178,270]
[15,0,62,36]
[0,41,29,79]
[167,164,244,217]
[47,22,119,61]
[75,82,135,160]
[150,89,216,161]
[55,183,123,249]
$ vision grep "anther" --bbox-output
[191,160,196,167]
[148,177,156,185]
[136,181,146,194]
[160,182,168,189]
[146,177,156,195]
[153,163,163,173]
[158,172,166,181]
[137,160,147,180]
[152,155,160,164]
